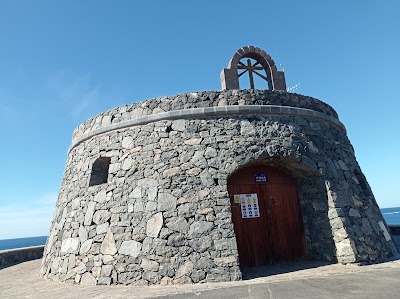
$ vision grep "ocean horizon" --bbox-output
[0,236,47,251]
[0,207,399,251]
[380,207,400,226]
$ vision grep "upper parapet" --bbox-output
[221,46,286,91]
[69,90,342,153]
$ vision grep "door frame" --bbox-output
[227,164,307,267]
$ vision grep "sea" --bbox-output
[0,236,47,251]
[0,207,399,251]
[380,207,400,226]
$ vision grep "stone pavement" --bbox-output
[1,258,400,299]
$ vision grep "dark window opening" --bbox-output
[89,157,111,186]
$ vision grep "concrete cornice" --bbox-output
[68,105,346,154]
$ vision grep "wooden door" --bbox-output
[227,165,306,267]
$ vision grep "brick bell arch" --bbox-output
[220,45,287,91]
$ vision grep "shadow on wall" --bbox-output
[250,157,338,263]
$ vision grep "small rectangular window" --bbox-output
[89,157,111,186]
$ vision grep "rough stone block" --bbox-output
[60,238,80,255]
[119,240,142,257]
[146,212,163,237]
[220,69,239,90]
[100,231,117,255]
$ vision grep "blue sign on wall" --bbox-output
[254,173,268,183]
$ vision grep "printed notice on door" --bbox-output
[237,193,260,219]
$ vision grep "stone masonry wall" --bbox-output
[71,90,338,141]
[41,90,397,286]
[0,246,44,267]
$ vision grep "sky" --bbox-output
[0,0,399,239]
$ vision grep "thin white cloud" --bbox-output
[34,192,59,205]
[0,87,12,115]
[47,71,102,118]
[0,102,10,114]
[71,84,100,117]
[0,192,58,240]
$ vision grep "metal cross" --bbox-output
[237,59,268,89]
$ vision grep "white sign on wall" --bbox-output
[236,193,260,219]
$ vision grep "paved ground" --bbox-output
[1,257,400,299]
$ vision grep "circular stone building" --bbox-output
[41,46,398,286]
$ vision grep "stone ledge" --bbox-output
[69,105,346,154]
[0,246,44,266]
[72,90,339,141]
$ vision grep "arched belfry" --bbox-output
[220,45,287,91]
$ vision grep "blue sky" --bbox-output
[0,1,399,239]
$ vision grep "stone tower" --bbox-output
[41,46,397,286]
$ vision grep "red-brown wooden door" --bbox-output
[227,165,306,267]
